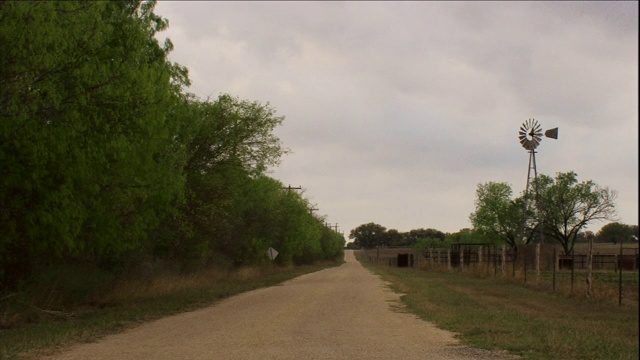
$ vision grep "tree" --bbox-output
[469,182,531,249]
[154,93,290,267]
[414,237,452,251]
[536,171,617,255]
[575,230,596,243]
[405,228,445,247]
[0,1,189,286]
[595,222,637,244]
[185,94,288,177]
[445,228,492,244]
[349,223,387,249]
[384,229,404,247]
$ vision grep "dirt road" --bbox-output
[45,250,515,360]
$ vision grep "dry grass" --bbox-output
[357,251,639,360]
[361,246,639,306]
[0,261,341,359]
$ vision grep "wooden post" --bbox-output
[459,246,464,271]
[447,249,451,271]
[536,243,541,281]
[501,245,506,274]
[552,247,556,292]
[619,242,623,306]
[586,238,593,299]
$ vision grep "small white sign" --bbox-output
[266,247,279,260]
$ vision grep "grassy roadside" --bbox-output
[0,261,342,359]
[356,251,639,360]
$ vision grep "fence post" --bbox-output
[524,245,528,283]
[447,249,451,271]
[586,237,593,299]
[619,242,623,306]
[459,246,464,271]
[571,247,575,293]
[501,245,506,274]
[552,247,556,292]
[536,243,541,282]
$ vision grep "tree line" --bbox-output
[349,171,636,254]
[0,1,344,292]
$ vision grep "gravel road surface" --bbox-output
[45,250,516,360]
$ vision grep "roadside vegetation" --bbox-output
[1,2,344,357]
[0,260,342,359]
[356,251,639,360]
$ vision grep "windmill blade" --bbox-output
[532,138,541,147]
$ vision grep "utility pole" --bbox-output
[308,207,319,215]
[282,185,302,191]
[325,223,339,232]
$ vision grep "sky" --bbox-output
[154,1,638,239]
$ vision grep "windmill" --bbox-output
[518,118,558,243]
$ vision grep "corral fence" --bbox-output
[361,244,639,306]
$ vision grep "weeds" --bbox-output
[357,251,639,360]
[0,261,341,359]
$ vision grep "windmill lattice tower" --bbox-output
[518,118,558,243]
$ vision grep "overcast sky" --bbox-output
[154,1,638,239]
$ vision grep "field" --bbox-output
[356,249,639,360]
[361,243,639,305]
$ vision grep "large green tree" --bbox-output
[154,94,288,266]
[535,172,617,255]
[1,1,188,286]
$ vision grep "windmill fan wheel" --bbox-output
[519,118,543,150]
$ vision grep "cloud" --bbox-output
[155,1,638,235]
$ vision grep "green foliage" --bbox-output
[596,222,638,244]
[445,228,495,245]
[0,1,337,293]
[406,228,446,245]
[535,171,618,255]
[469,181,530,249]
[349,223,387,248]
[414,237,452,251]
[469,173,618,254]
[349,224,447,249]
[1,1,188,287]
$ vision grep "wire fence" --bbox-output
[362,243,639,306]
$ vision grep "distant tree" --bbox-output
[445,228,493,244]
[575,230,596,243]
[384,229,404,247]
[405,228,446,246]
[535,171,617,255]
[349,223,387,249]
[595,222,636,244]
[414,237,452,251]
